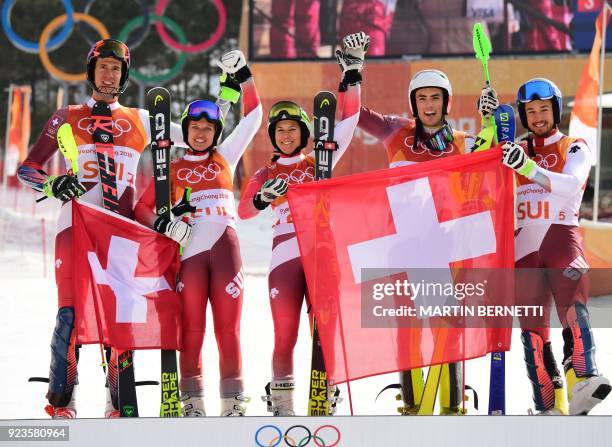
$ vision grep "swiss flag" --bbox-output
[72,201,182,350]
[287,149,515,384]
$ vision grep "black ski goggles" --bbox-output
[89,39,130,66]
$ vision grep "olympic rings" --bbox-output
[176,163,222,184]
[534,153,558,169]
[79,0,150,49]
[277,166,315,185]
[313,425,341,447]
[254,425,341,447]
[39,13,109,83]
[3,1,231,84]
[2,0,74,53]
[118,14,187,85]
[255,425,282,447]
[155,0,226,54]
[284,425,311,447]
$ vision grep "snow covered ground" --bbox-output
[1,184,611,420]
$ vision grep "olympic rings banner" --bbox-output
[255,424,341,447]
[1,0,239,85]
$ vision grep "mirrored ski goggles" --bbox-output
[90,39,130,65]
[268,101,305,122]
[425,124,454,151]
[517,80,556,103]
[182,100,222,123]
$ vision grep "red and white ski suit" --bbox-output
[237,83,360,380]
[135,79,262,397]
[513,130,592,340]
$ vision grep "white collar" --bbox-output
[184,151,211,162]
[276,153,304,165]
[532,129,564,147]
[87,97,121,111]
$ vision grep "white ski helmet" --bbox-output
[408,69,453,117]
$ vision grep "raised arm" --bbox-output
[329,31,373,169]
[138,108,188,149]
[332,83,361,169]
[218,78,263,171]
[358,106,409,143]
[215,50,263,172]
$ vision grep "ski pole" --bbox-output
[36,123,81,202]
[472,22,497,151]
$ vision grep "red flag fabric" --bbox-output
[4,85,31,179]
[569,3,612,162]
[287,149,515,384]
[72,201,182,350]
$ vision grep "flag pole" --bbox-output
[594,3,610,222]
[2,84,14,187]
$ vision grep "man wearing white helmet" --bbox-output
[354,63,497,415]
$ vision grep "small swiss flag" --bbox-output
[72,201,182,350]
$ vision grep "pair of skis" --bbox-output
[377,24,515,416]
[146,87,182,417]
[473,22,515,416]
[90,101,139,417]
[83,91,181,417]
[307,91,338,416]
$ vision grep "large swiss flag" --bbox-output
[287,148,515,384]
[72,201,182,350]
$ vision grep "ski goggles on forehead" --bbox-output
[91,39,130,63]
[184,100,221,122]
[517,80,556,103]
[269,101,303,121]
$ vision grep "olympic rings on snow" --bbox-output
[118,14,187,85]
[2,0,74,53]
[155,0,226,54]
[254,424,341,447]
[79,0,150,49]
[39,13,109,83]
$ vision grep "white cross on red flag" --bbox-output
[287,149,515,384]
[72,201,182,350]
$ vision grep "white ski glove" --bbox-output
[216,50,253,85]
[478,87,499,119]
[260,178,289,203]
[154,215,193,247]
[216,50,246,74]
[336,31,370,73]
[502,141,537,179]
